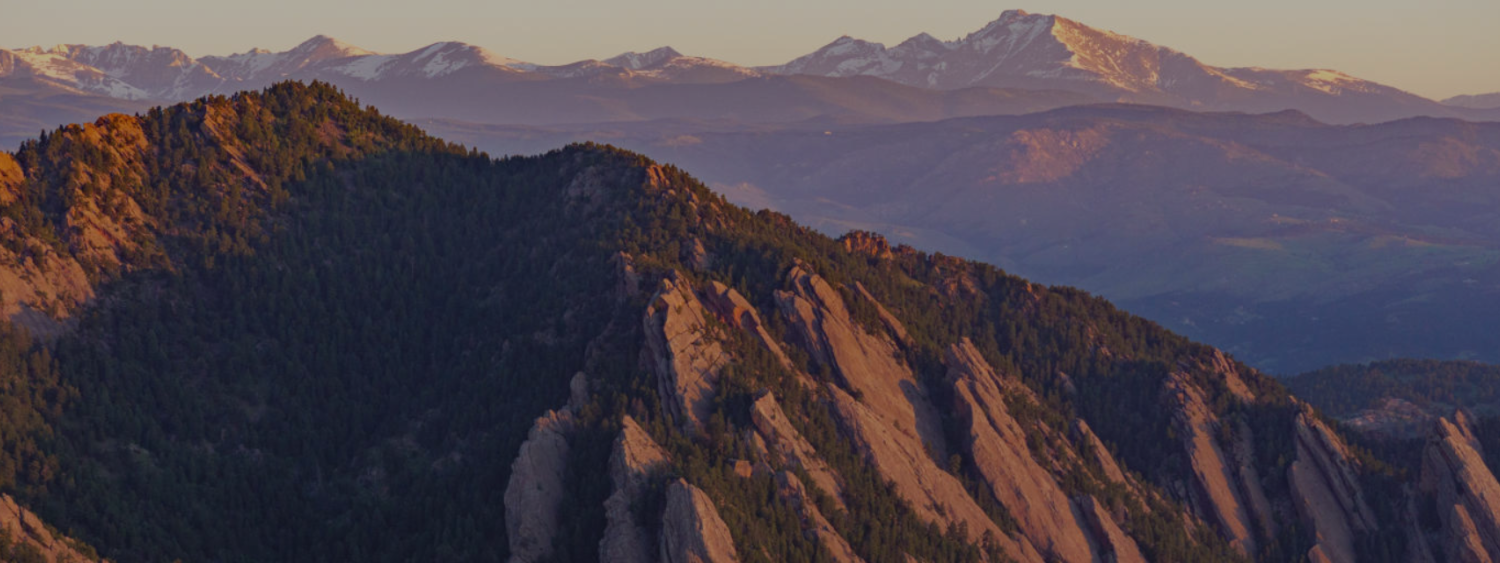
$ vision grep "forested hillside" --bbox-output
[0,82,1493,563]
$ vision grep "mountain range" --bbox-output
[4,9,1499,151]
[1445,92,1500,110]
[763,10,1491,125]
[420,104,1500,374]
[2,79,1500,563]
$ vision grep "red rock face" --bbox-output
[1419,414,1500,563]
[644,275,732,434]
[0,494,100,563]
[600,417,673,563]
[1287,405,1377,563]
[1161,371,1262,556]
[947,338,1116,563]
[660,479,740,563]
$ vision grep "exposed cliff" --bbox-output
[601,416,673,563]
[1161,371,1263,556]
[1286,404,1376,563]
[1417,413,1500,563]
[645,275,732,433]
[504,372,588,563]
[660,479,740,563]
[946,338,1103,563]
[0,494,100,563]
[750,392,845,508]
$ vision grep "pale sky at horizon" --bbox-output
[3,0,1497,100]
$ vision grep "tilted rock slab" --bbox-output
[660,479,740,563]
[774,471,864,563]
[504,409,576,563]
[777,264,1043,561]
[505,371,590,563]
[645,275,731,433]
[750,392,846,509]
[701,281,799,375]
[600,416,673,563]
[774,263,947,461]
[1287,404,1376,563]
[1161,371,1261,556]
[0,493,101,563]
[1078,495,1147,563]
[946,338,1106,563]
[1420,414,1500,563]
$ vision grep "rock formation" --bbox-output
[750,392,845,507]
[645,275,731,433]
[699,281,797,375]
[504,410,575,563]
[1073,419,1129,487]
[600,416,673,563]
[1418,413,1500,563]
[0,494,101,562]
[1079,496,1147,563]
[775,262,946,458]
[774,471,864,563]
[774,264,1045,559]
[505,372,590,563]
[1161,371,1261,556]
[660,479,740,563]
[1286,405,1376,563]
[946,339,1102,563]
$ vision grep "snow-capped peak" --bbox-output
[604,46,684,70]
[289,35,375,60]
[895,33,955,52]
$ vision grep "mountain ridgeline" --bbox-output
[0,82,1494,563]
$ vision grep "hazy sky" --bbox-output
[4,0,1497,99]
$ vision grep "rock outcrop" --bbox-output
[774,264,1044,559]
[1079,496,1147,563]
[0,494,101,562]
[775,262,946,459]
[645,276,731,433]
[700,281,798,375]
[1286,405,1376,563]
[601,416,673,563]
[660,479,740,563]
[946,339,1101,563]
[1073,419,1129,487]
[504,410,576,563]
[1161,371,1261,556]
[750,393,845,507]
[1418,413,1500,563]
[505,372,590,563]
[774,471,864,563]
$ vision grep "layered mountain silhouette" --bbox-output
[0,34,1092,148]
[421,104,1500,373]
[0,80,1496,563]
[1447,93,1500,110]
[4,9,1498,150]
[764,10,1489,124]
